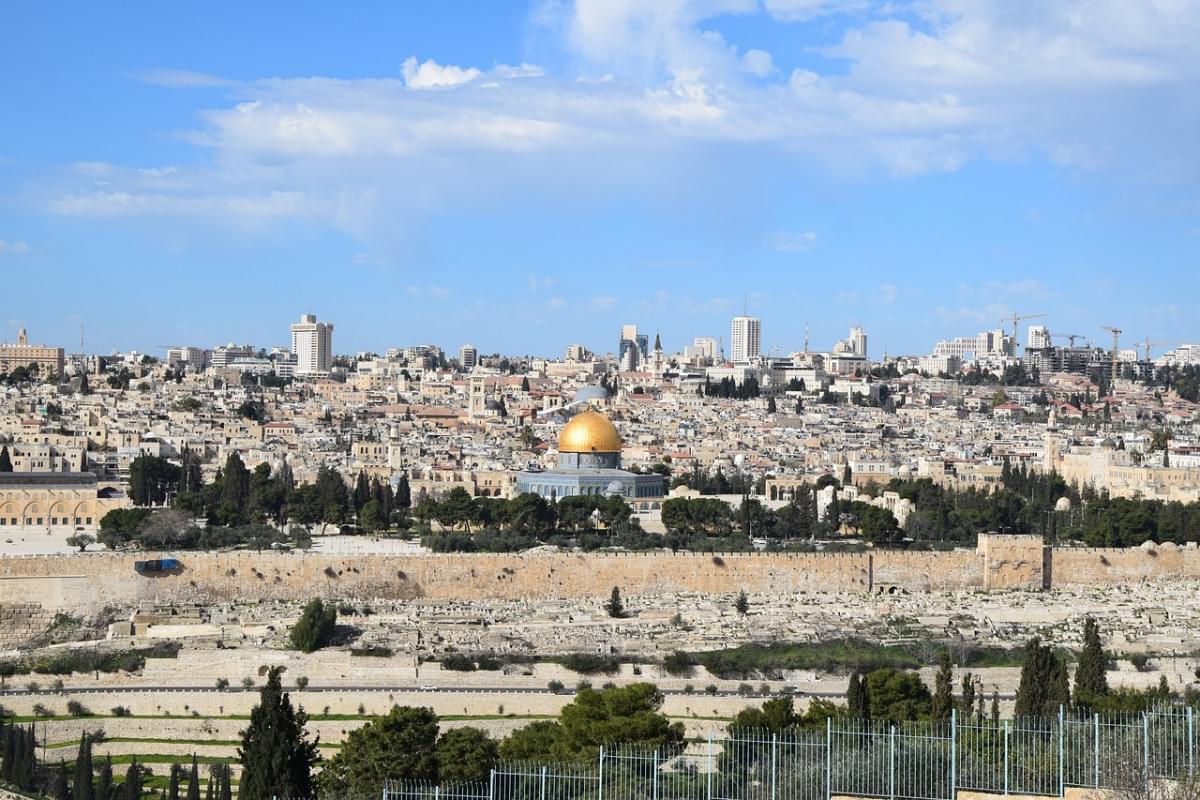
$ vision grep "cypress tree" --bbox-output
[122,758,142,800]
[847,672,867,720]
[2,721,14,782]
[931,652,954,721]
[52,760,70,800]
[0,447,12,472]
[97,758,113,800]
[75,734,94,800]
[396,474,411,509]
[1048,658,1071,712]
[236,667,319,800]
[168,764,180,800]
[204,772,214,800]
[960,673,976,718]
[186,757,200,800]
[1074,617,1109,705]
[218,765,232,800]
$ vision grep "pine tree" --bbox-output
[75,734,94,800]
[396,474,411,509]
[734,591,749,615]
[237,667,319,800]
[931,652,954,721]
[1074,617,1109,706]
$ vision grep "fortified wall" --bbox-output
[1,535,1198,628]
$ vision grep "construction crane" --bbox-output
[1051,333,1087,348]
[1101,326,1122,382]
[1000,313,1045,349]
[1140,337,1175,362]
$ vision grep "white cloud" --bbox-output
[135,69,237,89]
[402,57,482,90]
[35,0,1200,235]
[767,231,817,251]
[590,296,618,311]
[0,240,30,255]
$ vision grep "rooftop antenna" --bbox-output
[79,322,84,354]
[804,323,810,354]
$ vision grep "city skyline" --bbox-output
[3,2,1199,355]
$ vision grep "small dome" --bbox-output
[558,410,622,453]
[574,385,609,403]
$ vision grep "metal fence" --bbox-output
[382,706,1198,800]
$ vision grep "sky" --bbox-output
[2,0,1199,359]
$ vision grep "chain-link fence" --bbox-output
[382,706,1198,800]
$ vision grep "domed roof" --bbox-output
[558,410,622,453]
[574,385,609,403]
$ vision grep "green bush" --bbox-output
[559,653,620,675]
[441,654,477,671]
[289,599,337,653]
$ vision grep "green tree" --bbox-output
[931,652,954,721]
[604,587,625,618]
[866,668,931,722]
[237,667,319,800]
[52,761,69,800]
[75,734,95,800]
[0,446,12,472]
[734,591,749,615]
[96,757,113,800]
[1074,617,1109,706]
[435,727,499,784]
[168,764,181,800]
[497,721,562,762]
[1015,637,1069,717]
[186,757,200,800]
[847,672,869,720]
[289,599,337,653]
[728,696,798,733]
[318,706,439,797]
[960,673,976,719]
[121,758,143,800]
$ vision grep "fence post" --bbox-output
[598,746,605,800]
[707,733,714,800]
[489,768,496,800]
[540,766,547,800]
[1144,713,1150,781]
[771,734,778,800]
[1003,720,1010,796]
[889,725,896,800]
[1189,706,1195,777]
[653,749,660,800]
[950,709,957,800]
[826,717,832,800]
[435,786,441,800]
[1058,705,1065,797]
[1093,713,1100,788]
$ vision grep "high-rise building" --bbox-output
[730,316,761,363]
[833,325,868,358]
[459,344,478,371]
[210,344,256,370]
[165,346,210,372]
[686,337,719,363]
[290,313,334,376]
[1027,325,1052,350]
[618,324,648,369]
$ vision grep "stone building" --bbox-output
[0,472,128,532]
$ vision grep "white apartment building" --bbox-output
[210,344,256,369]
[730,316,761,363]
[290,313,334,376]
[1157,344,1200,367]
[1027,325,1052,350]
[931,329,1013,362]
[459,344,478,371]
[165,346,209,372]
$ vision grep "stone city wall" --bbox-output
[1,537,1198,624]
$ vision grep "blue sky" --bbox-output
[2,0,1198,358]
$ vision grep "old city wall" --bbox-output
[1,537,1199,624]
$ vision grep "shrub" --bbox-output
[560,653,620,675]
[705,685,719,695]
[111,706,131,717]
[1129,653,1151,672]
[547,680,565,693]
[663,651,696,677]
[441,654,477,671]
[215,678,230,690]
[31,703,52,717]
[350,646,394,658]
[296,676,310,690]
[241,677,254,689]
[289,599,337,653]
[737,683,753,696]
[66,700,90,716]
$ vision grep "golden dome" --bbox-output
[557,410,622,453]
